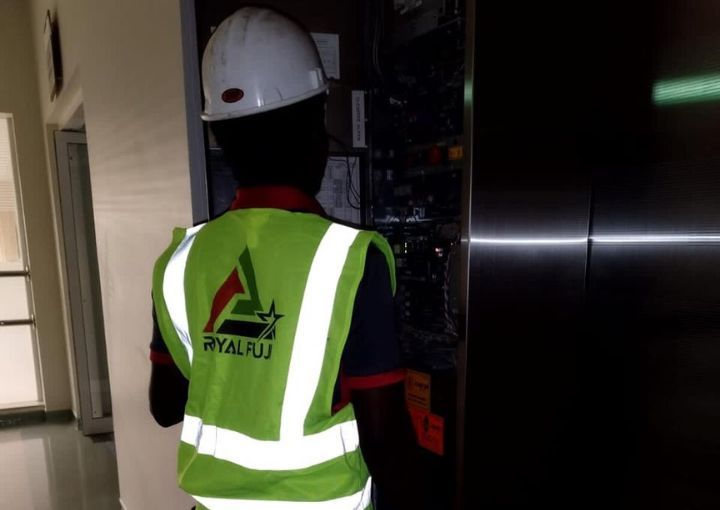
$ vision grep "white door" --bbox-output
[0,114,42,409]
[54,131,113,434]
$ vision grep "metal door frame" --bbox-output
[54,130,112,434]
[180,0,209,224]
[455,0,476,506]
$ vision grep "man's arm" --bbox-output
[149,307,189,427]
[352,383,425,510]
[343,246,426,509]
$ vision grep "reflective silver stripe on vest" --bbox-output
[281,223,360,439]
[181,415,360,470]
[163,223,206,366]
[193,477,372,510]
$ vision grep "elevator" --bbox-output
[188,1,720,507]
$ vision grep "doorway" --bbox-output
[0,114,43,410]
[54,130,113,435]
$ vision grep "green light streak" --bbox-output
[653,73,720,106]
[464,80,473,104]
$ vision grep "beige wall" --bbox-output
[0,0,72,412]
[27,0,196,508]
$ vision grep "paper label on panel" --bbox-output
[405,369,431,410]
[316,157,361,225]
[310,33,340,79]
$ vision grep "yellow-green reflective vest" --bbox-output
[152,209,395,510]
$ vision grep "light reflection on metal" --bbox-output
[471,235,720,245]
[653,73,720,106]
[593,234,720,244]
[470,237,587,245]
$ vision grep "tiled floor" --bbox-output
[0,421,120,509]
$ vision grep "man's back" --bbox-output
[152,208,395,507]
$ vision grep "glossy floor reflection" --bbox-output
[0,421,120,509]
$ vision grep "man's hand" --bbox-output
[149,361,188,427]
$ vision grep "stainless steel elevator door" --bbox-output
[463,2,594,506]
[585,2,720,506]
[463,1,720,508]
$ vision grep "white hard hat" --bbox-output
[201,7,328,121]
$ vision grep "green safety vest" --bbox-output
[152,209,395,510]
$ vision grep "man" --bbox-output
[149,7,421,510]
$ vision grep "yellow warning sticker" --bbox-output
[448,145,464,161]
[405,370,431,410]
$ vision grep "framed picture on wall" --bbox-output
[44,10,63,101]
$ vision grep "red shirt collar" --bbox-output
[230,186,325,215]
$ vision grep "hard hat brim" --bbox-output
[201,85,329,122]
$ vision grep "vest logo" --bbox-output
[202,248,283,360]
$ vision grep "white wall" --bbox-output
[0,0,72,413]
[28,0,196,508]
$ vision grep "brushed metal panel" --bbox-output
[462,0,594,501]
[583,1,720,506]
